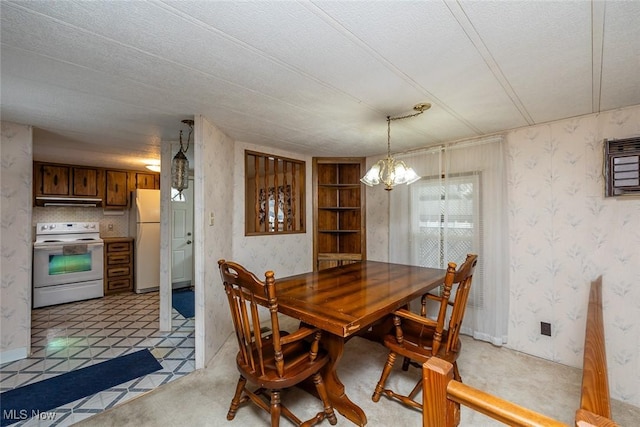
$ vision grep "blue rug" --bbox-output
[172,289,194,318]
[0,349,161,426]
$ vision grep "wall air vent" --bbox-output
[604,137,640,197]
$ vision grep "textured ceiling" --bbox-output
[1,1,639,170]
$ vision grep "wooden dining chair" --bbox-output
[371,254,478,411]
[218,260,337,427]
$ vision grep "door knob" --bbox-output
[186,240,192,244]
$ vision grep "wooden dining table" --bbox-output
[274,260,447,426]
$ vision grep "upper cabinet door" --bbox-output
[135,172,159,189]
[105,170,129,208]
[38,164,70,196]
[72,167,100,196]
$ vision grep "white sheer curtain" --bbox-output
[389,136,508,345]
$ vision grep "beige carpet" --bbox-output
[76,320,639,426]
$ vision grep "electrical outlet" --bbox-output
[541,322,551,336]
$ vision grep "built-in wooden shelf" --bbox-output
[318,184,362,188]
[313,157,366,271]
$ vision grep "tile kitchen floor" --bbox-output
[0,292,195,426]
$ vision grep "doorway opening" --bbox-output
[171,178,194,327]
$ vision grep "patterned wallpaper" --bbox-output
[157,142,172,333]
[366,105,640,406]
[195,116,236,368]
[507,106,640,406]
[1,122,33,363]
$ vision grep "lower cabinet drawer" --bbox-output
[106,242,130,252]
[107,253,130,265]
[107,266,130,278]
[107,278,131,291]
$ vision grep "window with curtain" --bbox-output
[410,172,483,308]
[389,136,508,346]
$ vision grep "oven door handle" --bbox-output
[34,243,104,251]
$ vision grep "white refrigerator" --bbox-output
[131,189,160,293]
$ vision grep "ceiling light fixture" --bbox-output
[360,103,430,191]
[172,119,194,195]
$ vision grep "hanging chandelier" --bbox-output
[360,103,430,190]
[172,119,194,195]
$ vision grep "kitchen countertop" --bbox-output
[102,236,134,242]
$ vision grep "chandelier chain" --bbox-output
[179,119,194,153]
[386,106,426,156]
[179,127,193,153]
[388,110,425,122]
[387,116,392,157]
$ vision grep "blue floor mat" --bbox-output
[0,349,161,426]
[172,289,194,318]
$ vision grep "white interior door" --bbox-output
[171,180,194,289]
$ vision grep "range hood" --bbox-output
[35,196,103,207]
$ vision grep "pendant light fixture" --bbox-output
[361,103,430,190]
[172,119,194,195]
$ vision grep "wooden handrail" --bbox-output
[422,276,619,427]
[422,357,569,427]
[577,276,611,418]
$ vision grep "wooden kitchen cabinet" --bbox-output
[312,157,366,271]
[72,166,102,197]
[33,161,159,208]
[132,172,160,190]
[35,163,70,196]
[104,170,129,208]
[104,238,134,295]
[34,162,104,202]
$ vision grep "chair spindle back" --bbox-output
[218,260,284,378]
[419,254,478,357]
[445,254,478,354]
